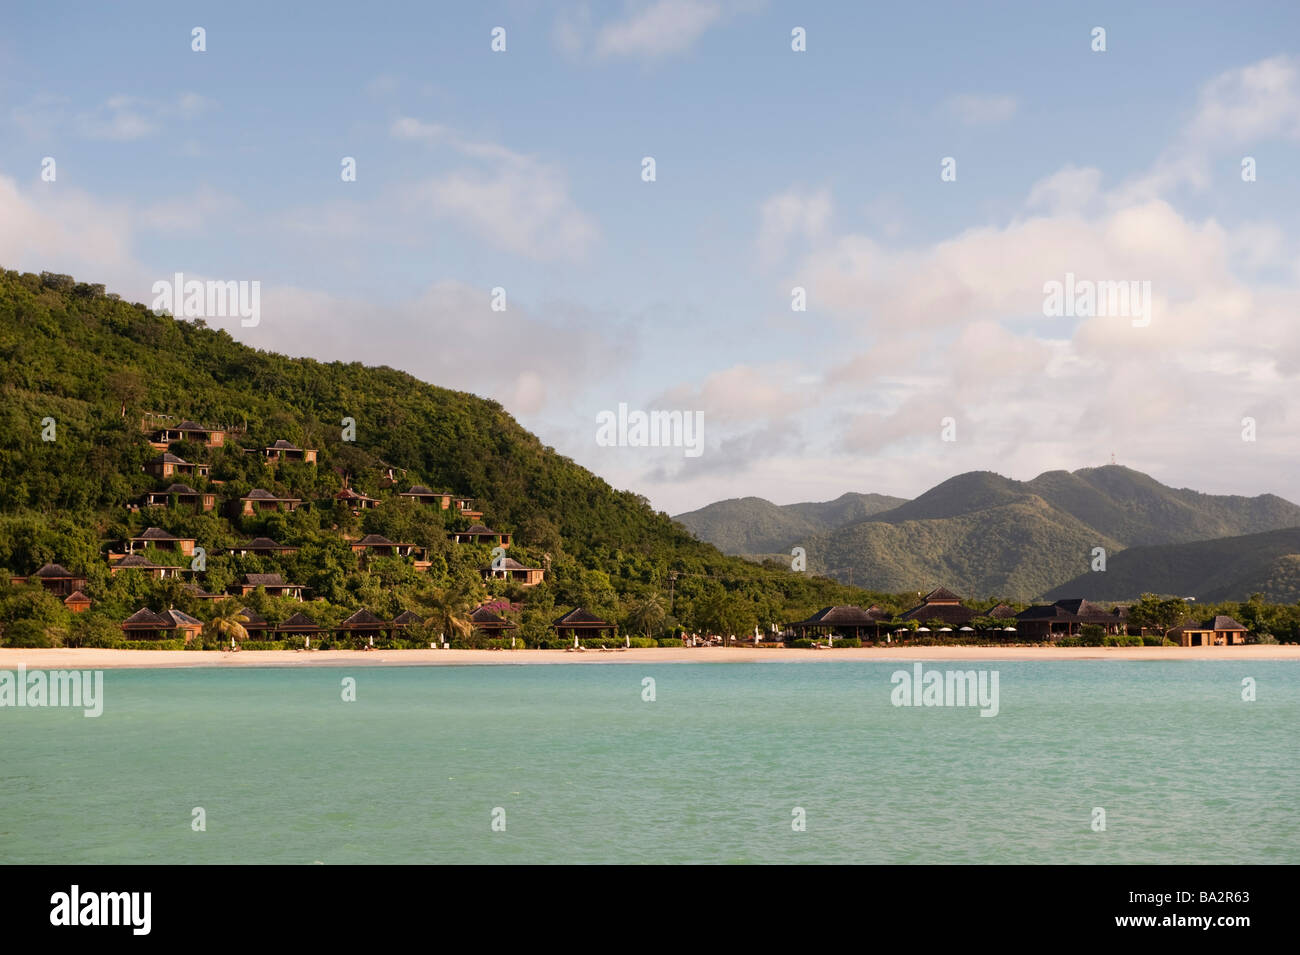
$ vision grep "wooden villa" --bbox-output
[398,485,453,508]
[63,590,92,613]
[787,605,890,641]
[1014,599,1129,641]
[276,611,323,639]
[335,487,379,512]
[234,607,273,641]
[109,554,183,580]
[449,524,511,547]
[263,440,317,465]
[552,608,615,643]
[145,453,210,480]
[349,534,431,570]
[9,563,88,596]
[226,537,299,557]
[469,605,517,637]
[238,573,305,599]
[481,556,545,587]
[120,607,204,642]
[1169,615,1249,647]
[144,483,217,513]
[123,526,197,557]
[900,587,976,628]
[183,582,222,602]
[337,608,388,642]
[390,609,426,635]
[230,488,302,517]
[146,419,225,451]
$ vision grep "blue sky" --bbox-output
[3,1,1299,513]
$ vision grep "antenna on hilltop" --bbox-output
[1109,451,1116,465]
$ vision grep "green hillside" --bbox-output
[0,268,888,646]
[1042,527,1300,602]
[678,467,1300,601]
[672,491,905,555]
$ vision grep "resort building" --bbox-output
[337,608,388,643]
[276,611,323,639]
[349,534,431,570]
[390,609,426,635]
[9,563,87,596]
[1014,599,1129,641]
[234,607,273,641]
[145,420,225,451]
[335,487,379,512]
[144,483,217,512]
[1169,616,1249,647]
[230,488,302,517]
[469,605,518,637]
[552,608,615,643]
[398,485,452,508]
[64,590,92,613]
[263,440,317,465]
[122,526,197,557]
[481,556,545,587]
[787,605,890,641]
[145,453,210,480]
[987,603,1019,620]
[238,573,305,599]
[109,554,183,580]
[120,607,204,642]
[226,537,299,557]
[183,582,222,602]
[900,587,975,627]
[449,524,511,547]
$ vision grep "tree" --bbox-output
[1127,594,1190,638]
[425,585,477,644]
[626,593,666,638]
[203,602,250,647]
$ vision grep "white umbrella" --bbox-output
[1003,626,1017,632]
[917,627,931,632]
[959,626,974,632]
[573,634,579,649]
[368,634,374,647]
[939,627,953,632]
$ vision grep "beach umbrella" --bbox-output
[306,636,310,649]
[574,634,579,649]
[368,634,374,647]
[511,636,516,649]
[959,626,974,632]
[625,633,630,648]
[917,627,931,632]
[1004,626,1017,632]
[939,627,952,632]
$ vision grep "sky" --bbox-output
[2,1,1299,515]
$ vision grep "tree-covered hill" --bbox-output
[0,268,888,646]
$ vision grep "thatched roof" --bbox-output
[553,607,610,627]
[122,608,167,627]
[32,563,77,578]
[340,608,386,628]
[789,605,882,627]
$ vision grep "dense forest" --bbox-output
[0,268,906,648]
[3,268,1297,648]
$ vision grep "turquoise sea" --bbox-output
[1,661,1296,864]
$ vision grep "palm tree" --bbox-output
[627,593,666,638]
[425,586,476,644]
[203,602,250,647]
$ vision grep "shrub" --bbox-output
[1141,634,1163,646]
[1103,633,1143,647]
[1078,624,1106,646]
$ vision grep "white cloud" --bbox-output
[945,93,1018,126]
[392,117,598,260]
[757,187,831,261]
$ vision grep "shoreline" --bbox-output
[2,645,1298,669]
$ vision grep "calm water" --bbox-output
[1,661,1296,864]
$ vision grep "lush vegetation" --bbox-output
[0,268,899,648]
[681,467,1300,601]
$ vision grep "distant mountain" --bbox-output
[672,492,906,556]
[1042,527,1300,603]
[677,466,1300,601]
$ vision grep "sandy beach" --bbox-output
[2,644,1298,669]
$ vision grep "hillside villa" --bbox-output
[481,556,544,586]
[238,573,305,599]
[144,483,217,512]
[230,488,302,517]
[144,419,225,451]
[145,453,210,480]
[449,524,511,547]
[262,440,317,465]
[9,562,87,595]
[109,554,183,580]
[226,537,299,557]
[121,527,197,558]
